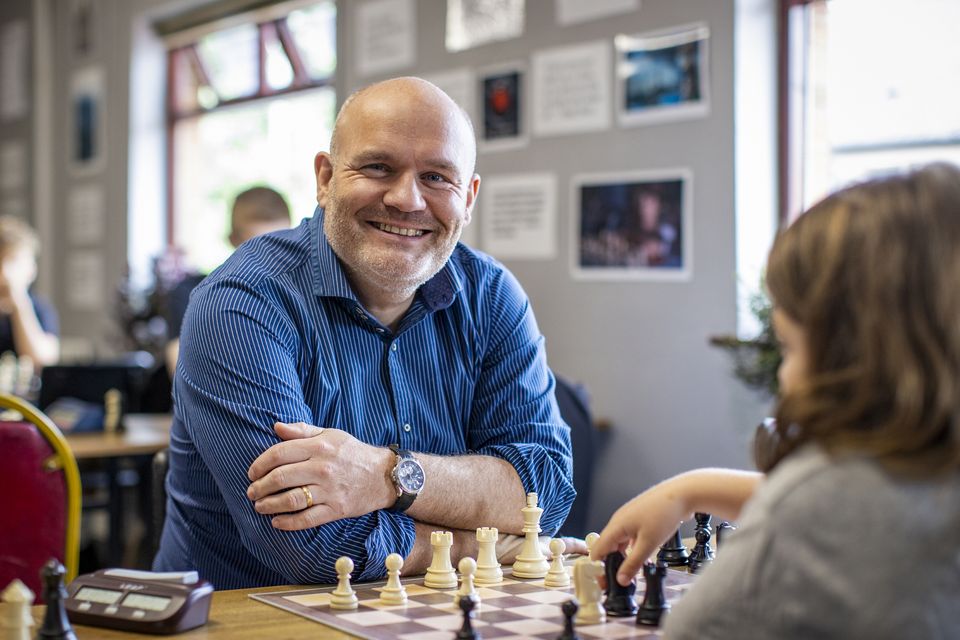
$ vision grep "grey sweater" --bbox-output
[664,444,960,640]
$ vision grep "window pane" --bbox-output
[171,48,201,115]
[197,23,259,101]
[173,88,336,274]
[287,1,337,79]
[263,22,294,91]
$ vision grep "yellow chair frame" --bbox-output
[0,392,82,582]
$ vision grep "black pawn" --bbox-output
[557,599,581,640]
[636,561,670,627]
[603,551,638,616]
[456,594,481,640]
[657,528,690,567]
[687,513,715,574]
[38,558,77,640]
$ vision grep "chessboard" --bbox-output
[250,565,697,640]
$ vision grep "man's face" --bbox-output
[315,82,480,299]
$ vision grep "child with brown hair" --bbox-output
[0,215,59,367]
[592,163,960,638]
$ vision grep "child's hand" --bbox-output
[590,476,692,586]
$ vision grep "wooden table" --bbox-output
[65,414,172,566]
[11,585,353,639]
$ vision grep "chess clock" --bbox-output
[65,568,213,634]
[388,444,425,512]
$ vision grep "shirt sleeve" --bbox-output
[176,276,414,584]
[30,294,59,336]
[466,266,576,536]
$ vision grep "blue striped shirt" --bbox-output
[154,209,575,589]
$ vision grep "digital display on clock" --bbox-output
[75,587,122,605]
[121,593,172,612]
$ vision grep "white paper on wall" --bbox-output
[555,0,640,26]
[67,184,105,245]
[532,40,612,137]
[67,251,104,310]
[481,173,557,260]
[420,67,475,119]
[446,0,525,52]
[354,0,416,77]
[0,141,26,192]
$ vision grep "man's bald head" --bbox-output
[329,77,477,177]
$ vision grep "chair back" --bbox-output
[554,375,602,537]
[0,393,81,600]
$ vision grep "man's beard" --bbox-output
[323,188,462,300]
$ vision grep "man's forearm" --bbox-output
[405,453,528,535]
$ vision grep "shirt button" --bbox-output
[376,328,385,334]
[403,423,412,432]
[391,342,398,352]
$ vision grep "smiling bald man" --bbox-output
[154,77,577,589]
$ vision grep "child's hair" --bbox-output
[755,163,960,474]
[0,215,39,256]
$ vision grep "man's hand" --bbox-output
[246,422,395,531]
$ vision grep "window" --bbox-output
[166,1,336,273]
[782,0,960,221]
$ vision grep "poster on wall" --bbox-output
[531,40,611,137]
[446,0,525,53]
[70,0,96,60]
[67,184,105,245]
[354,0,416,77]
[0,20,29,122]
[479,63,526,152]
[556,0,640,26]
[481,173,556,259]
[615,23,710,127]
[572,169,692,281]
[70,66,106,176]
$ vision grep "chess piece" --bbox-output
[687,513,715,574]
[379,553,408,605]
[330,556,359,609]
[0,351,16,394]
[425,531,458,589]
[636,561,670,627]
[14,355,33,397]
[716,521,736,549]
[474,527,503,585]
[2,579,35,640]
[103,388,123,433]
[512,492,550,578]
[572,556,605,625]
[584,532,600,556]
[454,556,479,607]
[657,528,690,567]
[37,559,77,640]
[455,594,480,640]
[603,551,638,617]
[544,538,571,588]
[557,599,581,640]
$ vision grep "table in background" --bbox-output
[11,585,351,639]
[65,414,172,567]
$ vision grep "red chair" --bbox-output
[0,393,81,601]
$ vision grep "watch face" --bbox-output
[395,459,425,493]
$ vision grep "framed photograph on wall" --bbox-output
[615,23,710,127]
[572,169,692,281]
[478,62,527,152]
[70,66,106,176]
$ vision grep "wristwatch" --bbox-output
[388,444,425,513]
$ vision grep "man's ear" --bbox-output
[315,152,334,207]
[462,174,481,226]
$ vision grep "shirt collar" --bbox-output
[309,206,463,312]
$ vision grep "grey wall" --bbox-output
[2,0,771,532]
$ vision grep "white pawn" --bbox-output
[585,531,600,555]
[573,556,606,625]
[474,527,503,585]
[511,492,550,578]
[330,556,358,609]
[379,553,408,605]
[544,538,571,588]
[454,556,479,607]
[424,531,458,589]
[1,579,35,640]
